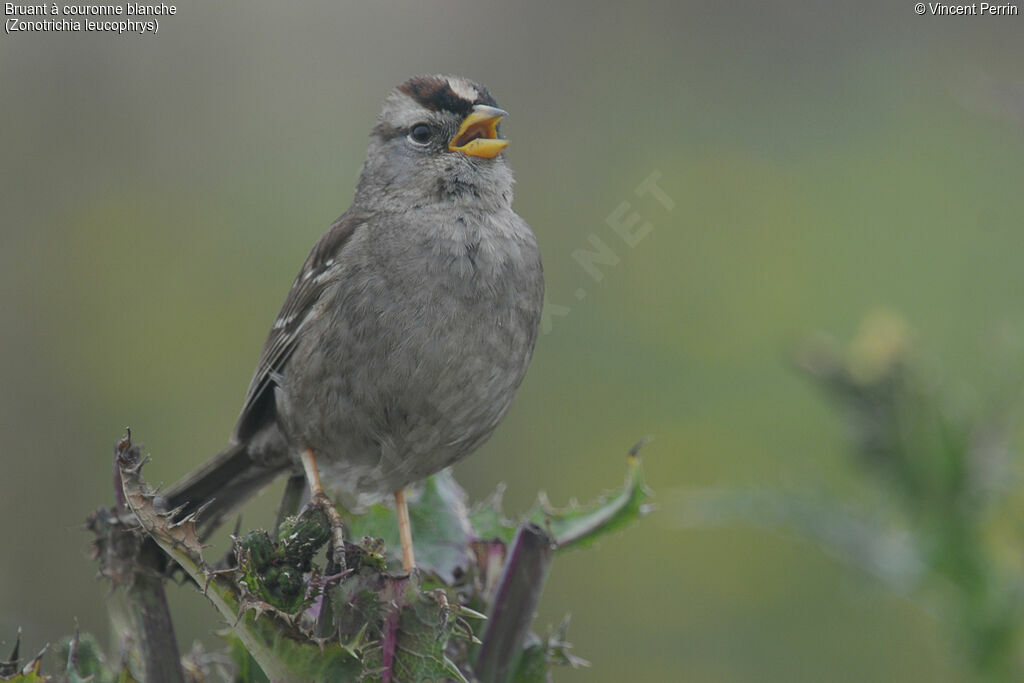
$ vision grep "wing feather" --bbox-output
[233,211,363,441]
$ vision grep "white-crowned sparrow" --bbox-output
[162,75,544,571]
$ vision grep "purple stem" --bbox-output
[474,522,555,682]
[380,607,401,683]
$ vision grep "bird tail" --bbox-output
[160,442,289,540]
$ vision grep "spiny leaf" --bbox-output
[543,617,590,669]
[537,452,654,551]
[512,618,589,682]
[471,449,654,552]
[469,483,515,543]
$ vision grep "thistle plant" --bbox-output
[3,436,651,682]
[678,311,1024,681]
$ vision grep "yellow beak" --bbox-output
[449,104,509,159]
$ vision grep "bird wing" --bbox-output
[233,210,363,442]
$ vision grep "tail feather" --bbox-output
[161,442,288,540]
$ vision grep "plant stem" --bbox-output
[113,540,186,683]
[95,432,185,683]
[475,522,555,682]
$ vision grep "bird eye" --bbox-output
[408,123,432,145]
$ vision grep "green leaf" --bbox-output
[471,450,654,552]
[511,634,549,683]
[343,470,474,582]
[232,624,362,682]
[469,484,517,545]
[538,453,654,551]
[512,619,590,682]
[384,583,469,682]
[224,636,259,682]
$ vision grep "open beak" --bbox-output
[449,104,509,159]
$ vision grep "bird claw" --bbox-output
[311,492,347,572]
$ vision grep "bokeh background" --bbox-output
[3,1,1024,680]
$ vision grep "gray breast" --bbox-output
[275,207,543,503]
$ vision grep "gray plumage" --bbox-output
[163,75,543,536]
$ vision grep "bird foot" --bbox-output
[300,449,346,572]
[310,492,347,571]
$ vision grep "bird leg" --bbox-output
[395,489,416,572]
[300,448,346,571]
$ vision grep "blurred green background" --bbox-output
[2,1,1023,680]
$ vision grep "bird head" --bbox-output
[356,75,515,211]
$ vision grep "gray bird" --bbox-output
[162,75,544,571]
